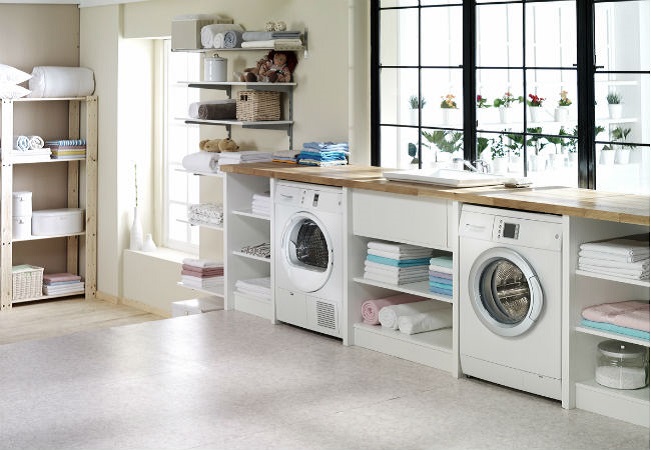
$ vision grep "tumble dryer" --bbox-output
[274,181,344,338]
[459,204,563,400]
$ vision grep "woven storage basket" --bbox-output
[12,264,44,300]
[236,90,281,121]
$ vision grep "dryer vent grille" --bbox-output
[316,301,337,330]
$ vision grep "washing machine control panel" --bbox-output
[499,220,520,240]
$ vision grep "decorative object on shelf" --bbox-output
[493,92,523,123]
[527,94,545,123]
[199,138,239,153]
[203,54,227,82]
[440,93,458,125]
[141,233,157,252]
[596,340,649,390]
[236,90,281,121]
[607,91,623,119]
[409,95,426,125]
[554,90,572,122]
[130,164,143,251]
[240,50,298,83]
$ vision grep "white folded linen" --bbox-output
[363,271,428,285]
[428,264,453,275]
[235,287,271,301]
[235,277,271,295]
[181,275,224,288]
[182,152,220,173]
[241,40,276,48]
[578,249,649,263]
[578,256,649,270]
[0,83,30,99]
[200,24,244,48]
[398,309,453,335]
[379,299,448,330]
[364,260,429,275]
[580,238,650,257]
[368,241,431,254]
[578,264,649,280]
[367,248,433,260]
[28,66,94,98]
[182,258,223,269]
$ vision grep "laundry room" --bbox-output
[0,0,649,448]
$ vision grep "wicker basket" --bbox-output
[12,264,44,300]
[236,90,281,121]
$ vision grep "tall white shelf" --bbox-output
[563,216,650,427]
[0,96,98,309]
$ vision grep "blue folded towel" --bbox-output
[429,280,453,290]
[430,256,453,269]
[580,319,650,340]
[366,254,430,267]
[303,141,349,151]
[429,285,453,296]
[429,275,453,286]
[298,151,347,161]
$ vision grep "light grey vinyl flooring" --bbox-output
[0,310,648,450]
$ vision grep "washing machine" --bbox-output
[274,181,344,338]
[459,204,563,400]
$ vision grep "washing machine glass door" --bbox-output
[281,211,333,293]
[468,247,543,337]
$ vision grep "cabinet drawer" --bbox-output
[352,190,448,249]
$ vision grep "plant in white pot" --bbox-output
[611,126,635,164]
[490,133,508,174]
[493,91,523,123]
[476,94,491,125]
[606,92,623,119]
[408,95,426,125]
[439,93,458,125]
[526,93,545,123]
[554,90,572,122]
[422,129,463,165]
[559,126,578,164]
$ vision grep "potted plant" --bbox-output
[439,93,458,125]
[611,126,635,164]
[476,95,491,126]
[408,95,426,125]
[559,126,579,164]
[422,129,463,163]
[407,142,420,167]
[493,92,523,123]
[545,129,567,169]
[526,93,545,123]
[606,92,623,119]
[554,90,572,122]
[490,133,508,174]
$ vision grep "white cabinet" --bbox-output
[564,216,650,427]
[0,96,97,309]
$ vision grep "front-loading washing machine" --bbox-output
[274,181,344,338]
[459,204,563,400]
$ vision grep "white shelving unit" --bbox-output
[176,281,224,298]
[0,96,97,309]
[564,216,650,427]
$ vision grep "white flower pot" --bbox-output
[615,148,631,165]
[554,106,570,122]
[440,108,459,126]
[528,154,547,172]
[600,150,616,166]
[499,107,515,123]
[549,153,565,169]
[529,106,543,123]
[492,156,508,174]
[608,104,623,119]
[410,109,420,126]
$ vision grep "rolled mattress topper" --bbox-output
[28,66,95,98]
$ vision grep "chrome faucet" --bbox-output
[453,158,489,173]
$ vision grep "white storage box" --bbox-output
[172,296,223,317]
[12,215,31,239]
[32,208,84,236]
[172,14,215,50]
[12,191,32,216]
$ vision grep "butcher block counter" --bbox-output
[219,163,650,225]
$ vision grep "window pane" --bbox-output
[380,8,419,67]
[526,69,577,134]
[477,3,523,67]
[380,125,420,169]
[421,6,462,67]
[476,69,525,133]
[380,67,419,126]
[525,1,576,68]
[595,0,650,72]
[421,68,463,128]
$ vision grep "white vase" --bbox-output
[130,206,143,251]
[600,150,616,166]
[549,153,565,169]
[529,106,543,123]
[608,104,623,119]
[410,108,419,126]
[528,154,547,172]
[141,233,157,252]
[441,108,457,125]
[554,106,570,122]
[499,107,514,123]
[492,156,508,174]
[615,148,631,165]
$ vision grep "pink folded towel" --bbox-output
[582,300,650,332]
[361,293,425,325]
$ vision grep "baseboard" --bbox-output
[120,297,171,318]
[95,290,119,305]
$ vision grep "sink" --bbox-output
[383,168,505,187]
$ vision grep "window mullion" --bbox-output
[577,0,597,189]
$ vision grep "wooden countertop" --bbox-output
[219,163,650,226]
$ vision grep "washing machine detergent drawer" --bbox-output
[275,287,341,338]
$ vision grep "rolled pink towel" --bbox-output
[361,293,425,325]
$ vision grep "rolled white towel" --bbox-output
[29,135,44,150]
[14,135,29,151]
[212,33,225,49]
[181,151,220,173]
[200,24,243,48]
[398,309,453,335]
[379,299,447,330]
[28,66,94,98]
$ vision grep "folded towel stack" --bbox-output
[42,272,84,296]
[217,151,273,167]
[429,255,453,297]
[181,258,224,289]
[45,138,86,159]
[188,202,223,226]
[240,242,271,259]
[200,24,244,49]
[360,293,426,325]
[251,191,271,217]
[581,300,650,340]
[235,277,272,301]
[272,149,300,164]
[363,241,432,285]
[240,31,303,50]
[378,299,452,335]
[182,152,220,174]
[298,142,349,167]
[578,237,650,280]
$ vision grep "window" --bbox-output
[372,0,650,194]
[161,40,201,252]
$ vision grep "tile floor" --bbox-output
[0,310,648,450]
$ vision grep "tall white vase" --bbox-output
[130,206,143,250]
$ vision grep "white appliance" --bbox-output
[459,204,563,400]
[274,181,344,338]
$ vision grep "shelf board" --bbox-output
[172,47,304,53]
[233,250,271,263]
[574,325,650,347]
[353,277,453,303]
[13,231,85,242]
[13,96,89,102]
[575,269,650,287]
[232,209,270,220]
[176,281,225,298]
[12,289,86,303]
[11,156,86,164]
[353,322,453,351]
[177,219,223,231]
[180,80,296,89]
[182,117,293,127]
[477,116,638,129]
[176,168,224,178]
[576,379,649,404]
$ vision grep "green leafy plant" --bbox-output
[477,136,491,154]
[491,134,506,159]
[493,92,523,108]
[422,129,463,154]
[407,142,419,164]
[476,95,490,109]
[611,126,635,149]
[606,92,622,105]
[558,90,572,107]
[440,94,457,109]
[527,94,545,107]
[409,95,426,109]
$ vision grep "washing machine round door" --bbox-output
[280,211,333,293]
[468,247,543,337]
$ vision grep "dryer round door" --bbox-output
[280,211,333,293]
[467,247,543,337]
